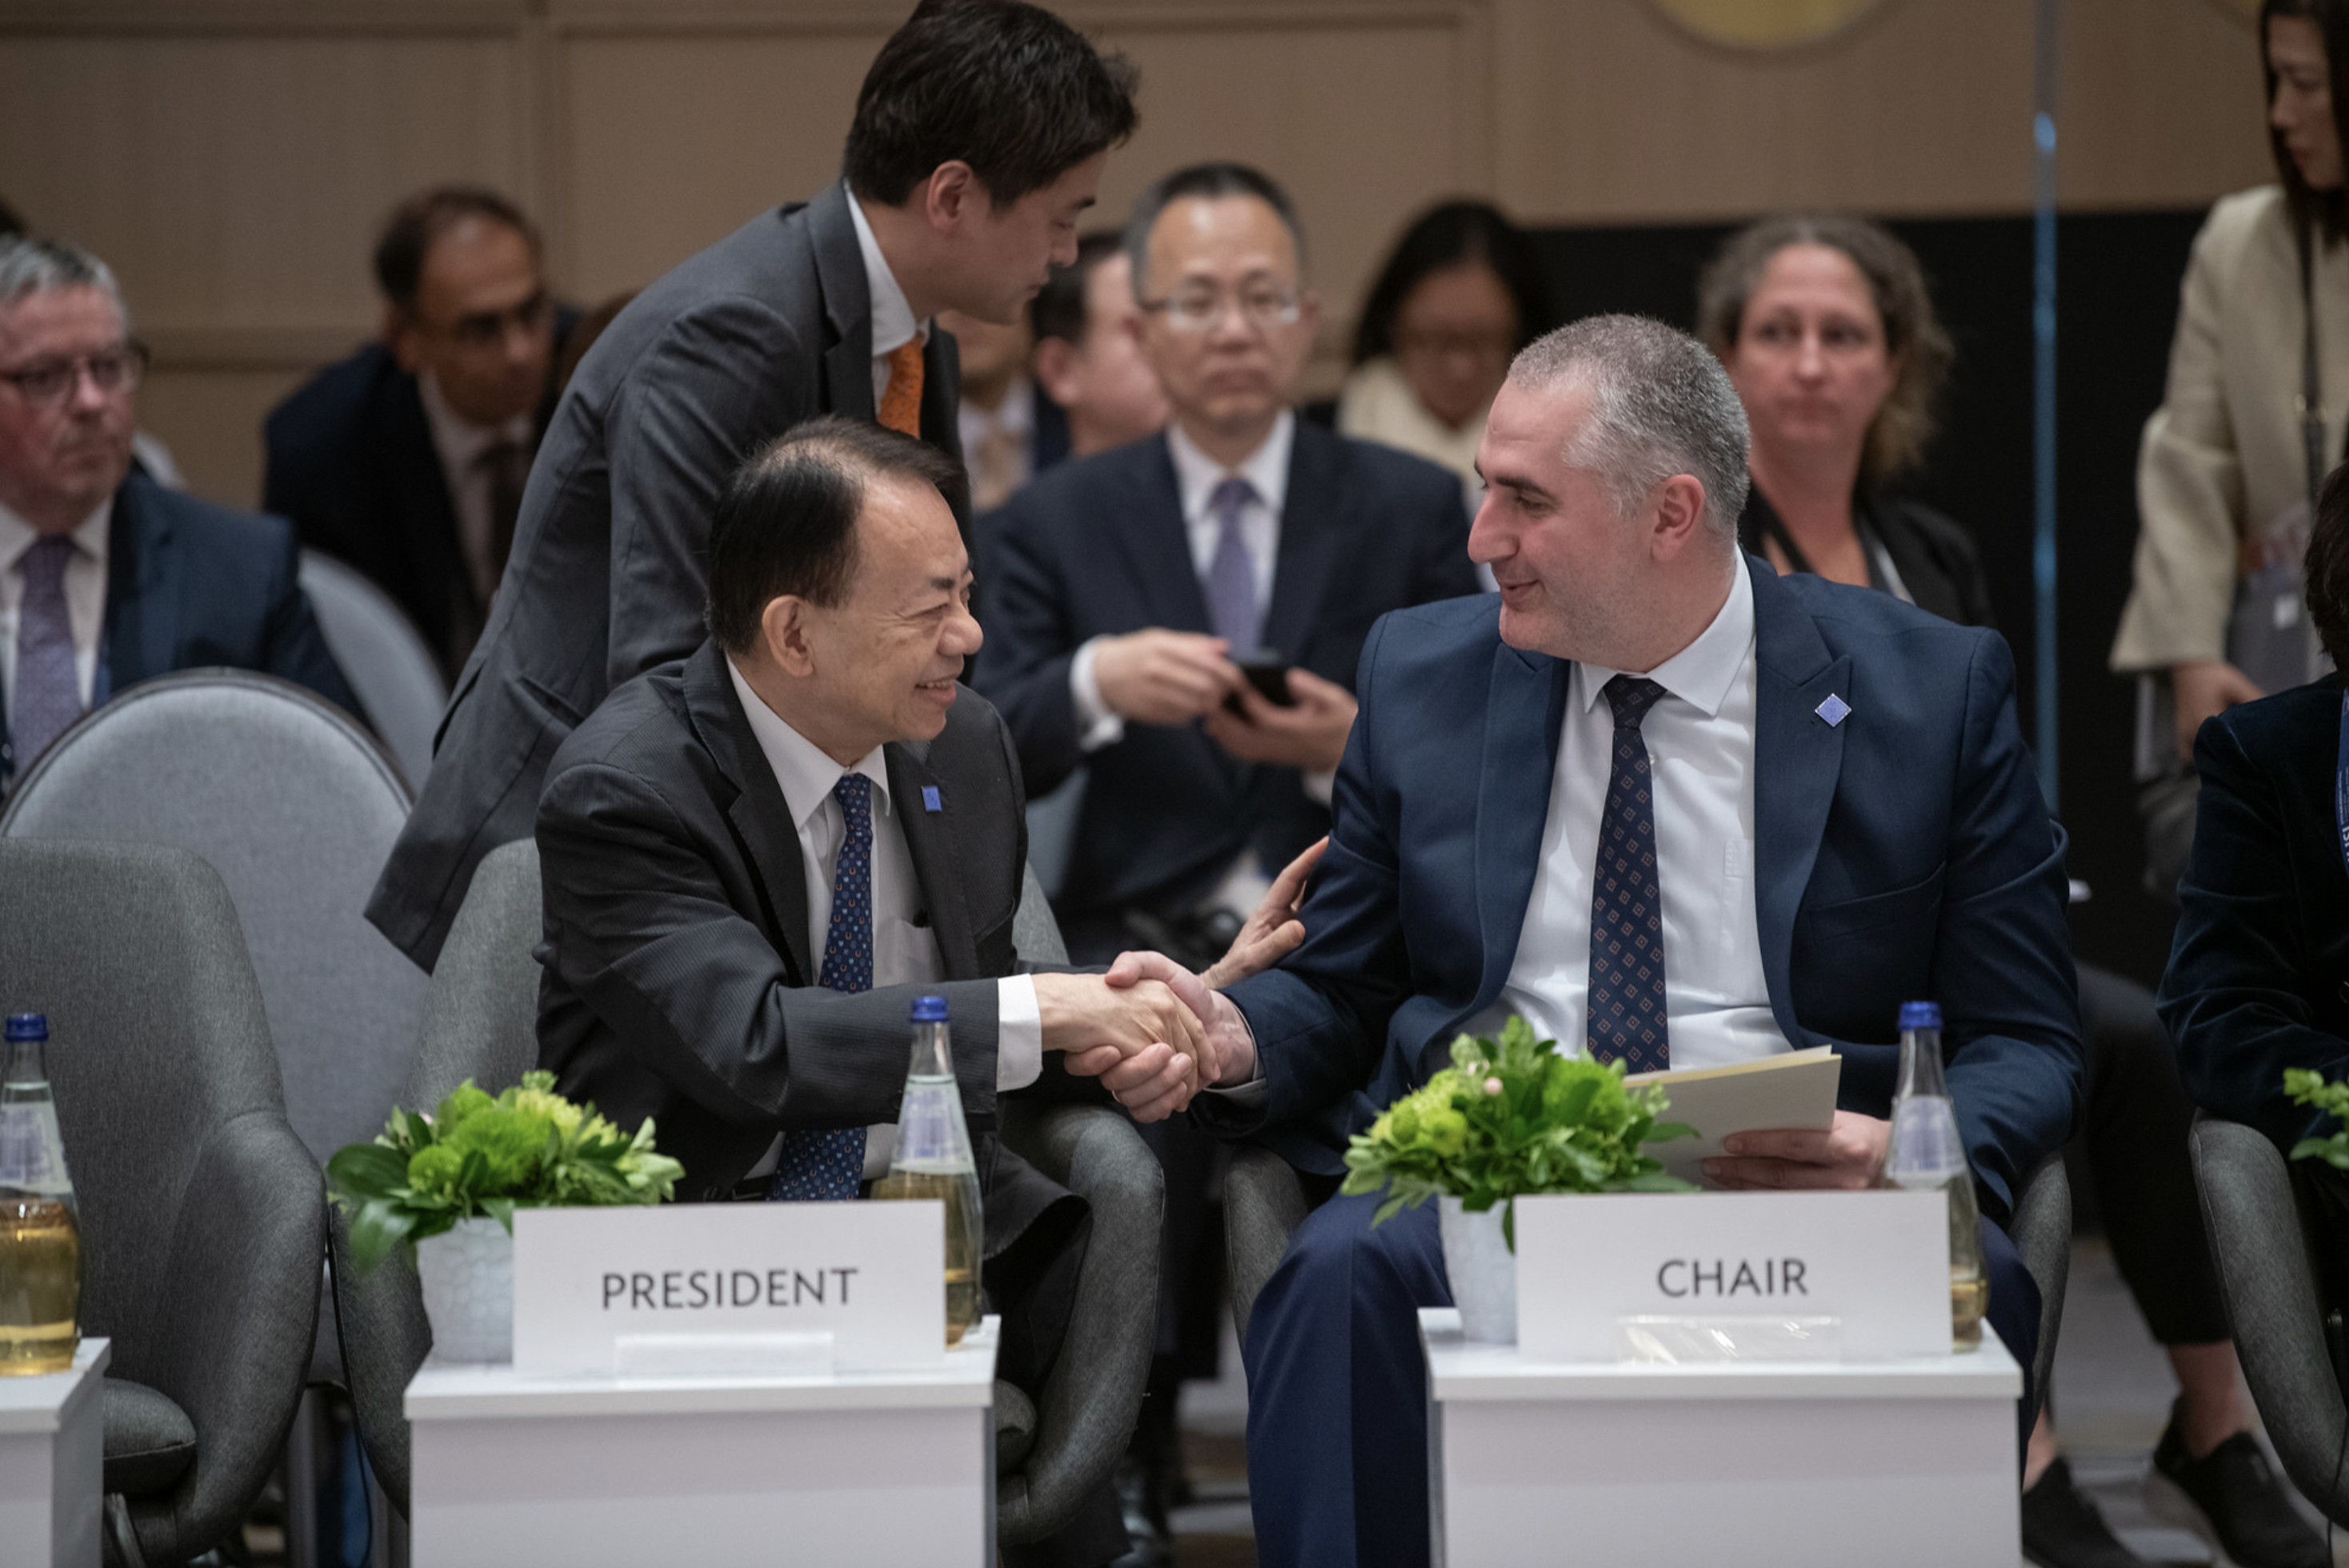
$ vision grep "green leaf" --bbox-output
[326,1142,410,1201]
[481,1197,517,1234]
[346,1199,417,1274]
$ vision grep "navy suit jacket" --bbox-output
[2161,674,2349,1152]
[1206,557,2082,1225]
[1,474,358,786]
[974,421,1479,937]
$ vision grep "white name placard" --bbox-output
[1513,1190,1951,1362]
[511,1202,945,1376]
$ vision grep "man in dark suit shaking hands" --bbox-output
[538,420,1239,1566]
[1120,317,2083,1568]
[370,0,1139,971]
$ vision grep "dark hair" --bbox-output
[1351,201,1549,366]
[1122,162,1308,298]
[1695,211,1953,488]
[0,197,24,241]
[374,186,540,310]
[842,0,1138,209]
[706,416,969,653]
[2265,1,2349,245]
[2309,459,2349,667]
[1030,230,1124,346]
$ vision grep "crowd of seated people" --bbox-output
[13,2,2349,1568]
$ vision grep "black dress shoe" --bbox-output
[2024,1455,2155,1568]
[2147,1402,2330,1568]
[1106,1458,1173,1568]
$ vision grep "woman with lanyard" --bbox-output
[2113,0,2348,894]
[1700,213,2327,1568]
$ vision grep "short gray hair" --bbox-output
[1509,314,1748,535]
[0,237,129,331]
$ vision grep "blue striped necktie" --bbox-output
[1587,675,1671,1074]
[1203,477,1259,654]
[769,774,876,1202]
[13,535,82,769]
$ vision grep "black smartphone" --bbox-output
[1231,654,1296,711]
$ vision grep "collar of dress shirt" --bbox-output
[726,656,894,830]
[846,182,929,361]
[0,494,112,576]
[1572,549,1755,718]
[417,368,534,478]
[1166,408,1294,528]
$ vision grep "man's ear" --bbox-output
[385,304,422,371]
[924,161,982,234]
[1031,336,1079,406]
[760,595,818,678]
[1648,474,1710,561]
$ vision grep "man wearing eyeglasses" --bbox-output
[974,162,1477,1551]
[265,187,571,679]
[0,236,354,790]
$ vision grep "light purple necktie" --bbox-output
[13,536,82,769]
[1203,476,1259,654]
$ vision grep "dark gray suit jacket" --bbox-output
[368,183,965,969]
[535,639,1084,1268]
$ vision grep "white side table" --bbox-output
[406,1317,998,1567]
[0,1337,109,1568]
[1420,1309,2019,1566]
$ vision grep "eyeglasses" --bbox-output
[0,342,148,409]
[1140,287,1303,334]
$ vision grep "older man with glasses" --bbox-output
[976,161,1479,1558]
[0,236,353,789]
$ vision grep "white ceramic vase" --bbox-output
[414,1215,514,1364]
[1438,1194,1517,1344]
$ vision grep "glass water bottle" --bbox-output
[0,1014,81,1374]
[1884,1001,1987,1351]
[870,995,985,1346]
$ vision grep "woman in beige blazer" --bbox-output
[2115,1,2349,777]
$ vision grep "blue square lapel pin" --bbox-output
[1815,693,1851,727]
[921,785,943,813]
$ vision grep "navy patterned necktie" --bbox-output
[1587,675,1671,1074]
[1203,476,1259,654]
[13,535,82,770]
[770,774,876,1202]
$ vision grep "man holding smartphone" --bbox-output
[976,163,1476,1554]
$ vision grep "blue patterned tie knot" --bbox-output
[770,771,877,1202]
[1203,477,1259,654]
[1587,674,1671,1075]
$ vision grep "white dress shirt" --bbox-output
[846,184,930,410]
[1497,551,1788,1069]
[0,498,111,718]
[418,371,534,608]
[727,660,1042,1178]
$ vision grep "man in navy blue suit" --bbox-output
[0,237,354,791]
[1118,315,2082,1568]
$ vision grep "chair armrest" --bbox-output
[1225,1144,1312,1349]
[326,1203,432,1516]
[2010,1155,2071,1419]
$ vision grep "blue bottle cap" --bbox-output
[1899,1001,1943,1033]
[5,1014,48,1042]
[910,994,950,1023]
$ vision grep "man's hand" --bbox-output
[1103,950,1259,1090]
[2171,659,2264,761]
[1094,629,1243,725]
[1202,667,1358,772]
[1201,837,1324,989]
[1702,1110,1890,1191]
[1034,972,1207,1122]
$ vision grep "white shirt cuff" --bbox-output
[1303,768,1336,806]
[995,974,1043,1090]
[1070,637,1126,753]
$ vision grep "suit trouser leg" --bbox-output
[1243,1189,1450,1568]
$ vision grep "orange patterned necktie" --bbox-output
[878,339,926,436]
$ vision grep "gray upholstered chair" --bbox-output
[1227,1144,2073,1415]
[2189,1114,2349,1525]
[331,849,1161,1557]
[298,549,450,794]
[0,840,323,1567]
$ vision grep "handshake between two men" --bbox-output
[1035,838,1325,1122]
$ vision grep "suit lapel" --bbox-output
[806,185,876,423]
[1747,557,1851,1047]
[104,476,174,692]
[1259,422,1343,663]
[686,644,814,985]
[886,742,980,978]
[1114,438,1213,634]
[1471,641,1573,1012]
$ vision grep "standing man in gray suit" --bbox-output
[369,0,1139,969]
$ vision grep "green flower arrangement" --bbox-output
[2285,1069,2349,1169]
[327,1070,685,1271]
[1340,1016,1699,1249]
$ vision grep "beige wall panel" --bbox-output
[2056,0,2271,210]
[0,33,526,331]
[138,366,310,508]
